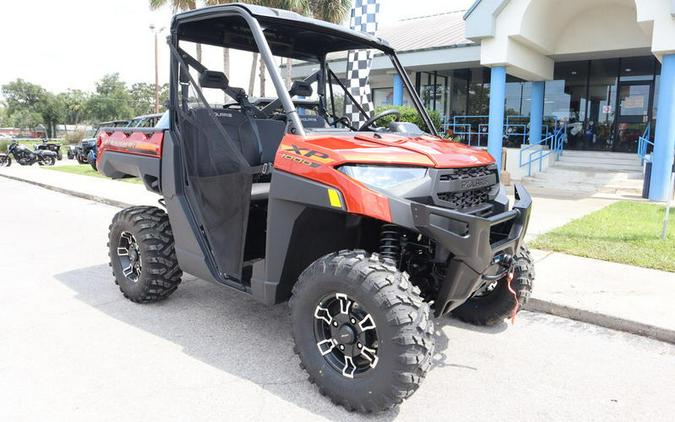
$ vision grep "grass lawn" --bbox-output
[44,164,142,184]
[531,201,675,272]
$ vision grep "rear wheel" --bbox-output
[40,156,56,166]
[290,250,435,413]
[452,246,534,326]
[108,206,182,303]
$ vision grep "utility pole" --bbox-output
[149,25,165,114]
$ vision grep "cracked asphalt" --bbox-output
[1,177,674,421]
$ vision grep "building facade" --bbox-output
[294,0,675,201]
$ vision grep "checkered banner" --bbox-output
[345,0,380,128]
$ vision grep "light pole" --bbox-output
[149,25,165,114]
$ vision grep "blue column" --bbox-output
[488,66,507,170]
[393,74,404,106]
[529,81,545,145]
[649,54,675,201]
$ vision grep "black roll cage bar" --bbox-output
[168,5,438,137]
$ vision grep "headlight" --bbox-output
[338,165,427,191]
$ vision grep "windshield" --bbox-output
[172,8,438,136]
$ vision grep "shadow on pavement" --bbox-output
[55,264,489,420]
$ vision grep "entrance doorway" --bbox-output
[615,80,653,152]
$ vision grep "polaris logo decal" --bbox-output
[281,145,333,164]
[459,176,492,190]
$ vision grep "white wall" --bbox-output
[466,0,675,79]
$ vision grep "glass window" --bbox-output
[468,68,490,116]
[586,58,619,151]
[449,69,468,117]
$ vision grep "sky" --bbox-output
[0,0,474,94]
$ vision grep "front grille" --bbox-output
[439,165,495,181]
[434,165,497,212]
[437,186,491,210]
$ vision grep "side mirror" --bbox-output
[289,80,313,97]
[199,70,229,90]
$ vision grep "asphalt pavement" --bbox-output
[1,177,674,422]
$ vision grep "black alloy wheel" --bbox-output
[116,231,142,282]
[313,292,379,378]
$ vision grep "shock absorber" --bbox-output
[379,224,402,264]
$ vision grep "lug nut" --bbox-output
[332,321,338,327]
[350,318,356,324]
[357,343,362,349]
[339,344,345,350]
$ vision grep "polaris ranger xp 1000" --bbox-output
[97,4,534,412]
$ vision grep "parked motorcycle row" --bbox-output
[0,140,60,167]
[0,113,164,169]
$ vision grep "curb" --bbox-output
[524,298,675,345]
[0,172,134,209]
[3,171,674,345]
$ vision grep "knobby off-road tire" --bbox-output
[452,246,534,326]
[290,250,435,413]
[108,206,182,303]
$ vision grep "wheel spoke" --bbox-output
[359,345,379,368]
[336,293,352,314]
[316,339,337,356]
[342,356,356,378]
[122,264,134,278]
[314,305,333,325]
[116,247,129,256]
[358,313,376,332]
[121,232,133,244]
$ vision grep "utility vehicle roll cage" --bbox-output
[168,3,438,137]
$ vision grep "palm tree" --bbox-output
[149,0,201,60]
[284,0,352,88]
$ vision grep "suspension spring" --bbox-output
[379,224,402,264]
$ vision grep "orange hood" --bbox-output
[301,133,495,168]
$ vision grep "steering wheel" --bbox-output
[358,109,401,131]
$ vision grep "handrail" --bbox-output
[518,124,566,176]
[443,114,555,148]
[637,124,653,164]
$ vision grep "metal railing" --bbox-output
[637,124,653,164]
[518,124,566,177]
[442,115,555,147]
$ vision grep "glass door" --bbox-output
[615,81,653,152]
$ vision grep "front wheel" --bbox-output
[452,246,534,326]
[0,155,10,167]
[290,251,435,413]
[108,206,183,303]
[38,156,56,166]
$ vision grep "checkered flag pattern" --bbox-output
[345,0,380,127]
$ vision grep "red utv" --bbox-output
[97,4,534,412]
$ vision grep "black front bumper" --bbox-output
[390,184,532,316]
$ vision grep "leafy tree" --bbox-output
[39,93,66,137]
[1,79,47,116]
[58,89,90,124]
[0,106,10,127]
[129,82,169,115]
[86,73,134,122]
[9,109,43,130]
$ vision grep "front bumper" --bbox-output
[390,184,532,316]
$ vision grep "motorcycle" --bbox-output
[5,142,57,166]
[0,152,10,167]
[34,138,63,160]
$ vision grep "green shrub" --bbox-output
[64,130,87,144]
[0,140,9,153]
[373,105,441,134]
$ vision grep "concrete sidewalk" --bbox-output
[0,164,156,207]
[525,250,675,344]
[2,165,673,344]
